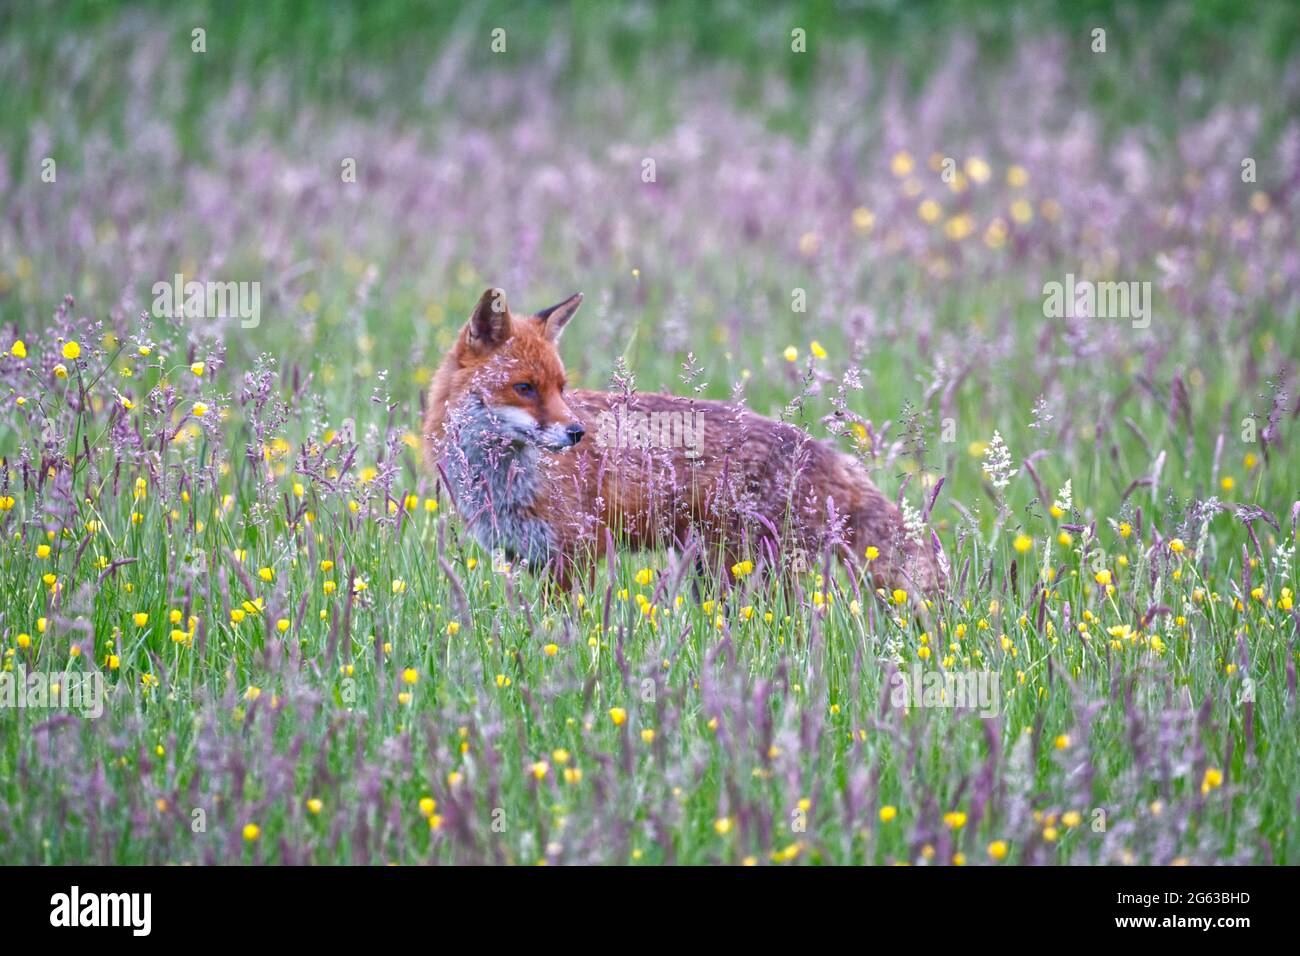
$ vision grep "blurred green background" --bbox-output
[5,0,1300,168]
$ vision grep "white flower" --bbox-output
[982,430,1017,491]
[1053,479,1072,514]
[900,499,925,547]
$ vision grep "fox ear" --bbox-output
[467,288,512,349]
[534,292,583,342]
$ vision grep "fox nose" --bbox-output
[565,424,585,446]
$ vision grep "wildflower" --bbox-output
[713,817,733,836]
[543,643,558,656]
[609,707,627,726]
[392,578,407,594]
[306,798,323,815]
[1119,522,1132,538]
[890,151,914,176]
[258,566,274,582]
[641,728,656,744]
[892,589,908,605]
[1094,569,1111,586]
[62,341,80,360]
[810,340,827,360]
[402,668,419,685]
[783,346,798,362]
[1054,734,1070,750]
[242,823,260,842]
[11,340,26,358]
[943,811,967,829]
[988,840,1009,861]
[1201,767,1224,795]
[193,402,208,417]
[190,361,205,377]
[419,796,437,816]
[943,213,975,240]
[981,431,1016,490]
[446,621,461,636]
[1169,538,1186,554]
[879,805,897,822]
[531,761,549,780]
[1012,534,1032,553]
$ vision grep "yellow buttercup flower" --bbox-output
[1201,767,1224,794]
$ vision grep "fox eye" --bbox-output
[513,382,536,398]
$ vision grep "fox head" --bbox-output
[445,287,586,452]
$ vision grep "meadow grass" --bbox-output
[0,1,1297,864]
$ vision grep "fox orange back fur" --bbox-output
[423,288,941,593]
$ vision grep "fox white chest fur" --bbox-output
[442,395,556,567]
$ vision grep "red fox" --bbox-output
[423,288,941,594]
